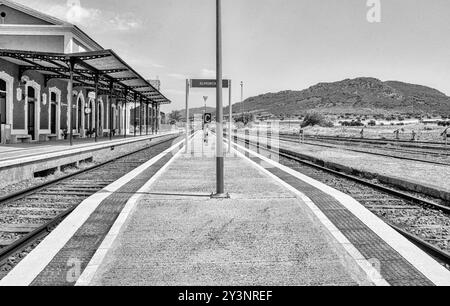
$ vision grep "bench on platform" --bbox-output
[11,135,32,143]
[39,134,58,142]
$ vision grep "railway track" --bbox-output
[287,134,450,151]
[277,134,450,167]
[0,133,183,274]
[231,134,450,269]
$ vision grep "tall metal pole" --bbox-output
[228,80,232,153]
[214,0,225,196]
[240,81,244,117]
[67,58,74,146]
[185,79,190,153]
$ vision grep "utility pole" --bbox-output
[213,0,227,198]
[240,81,244,119]
[185,79,189,153]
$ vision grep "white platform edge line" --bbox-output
[75,138,189,286]
[0,131,180,168]
[0,136,187,287]
[228,142,389,286]
[230,140,450,286]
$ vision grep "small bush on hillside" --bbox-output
[301,112,333,128]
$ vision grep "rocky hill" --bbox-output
[229,78,450,117]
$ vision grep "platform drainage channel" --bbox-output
[34,167,58,178]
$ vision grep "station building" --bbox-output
[0,0,170,144]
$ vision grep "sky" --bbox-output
[13,0,450,113]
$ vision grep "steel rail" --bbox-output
[230,135,450,266]
[0,134,182,266]
[278,136,450,167]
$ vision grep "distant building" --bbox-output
[256,112,275,121]
[148,79,161,91]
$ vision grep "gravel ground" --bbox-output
[275,155,450,271]
[0,161,97,197]
[278,140,450,193]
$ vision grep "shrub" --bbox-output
[301,112,326,128]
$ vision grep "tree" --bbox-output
[234,113,254,126]
[168,110,182,124]
[301,112,333,128]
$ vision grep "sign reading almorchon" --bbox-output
[190,79,230,88]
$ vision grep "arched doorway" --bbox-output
[77,96,83,134]
[27,87,36,140]
[98,102,103,135]
[118,104,122,135]
[89,99,94,133]
[50,92,57,135]
[0,79,6,126]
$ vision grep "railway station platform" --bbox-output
[0,130,181,187]
[237,131,450,202]
[1,132,449,286]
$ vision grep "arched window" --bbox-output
[50,92,57,134]
[0,79,6,124]
[27,87,36,139]
[0,79,5,92]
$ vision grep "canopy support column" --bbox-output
[146,102,149,135]
[134,93,137,137]
[151,103,154,134]
[94,74,99,143]
[139,96,143,136]
[67,58,75,146]
[109,81,113,141]
[124,90,128,139]
[156,103,160,134]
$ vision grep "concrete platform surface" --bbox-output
[0,131,178,166]
[86,136,360,286]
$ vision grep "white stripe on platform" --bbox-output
[0,136,187,287]
[0,132,179,168]
[75,140,187,286]
[228,141,388,286]
[230,140,450,286]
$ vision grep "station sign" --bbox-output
[204,113,212,124]
[191,79,230,88]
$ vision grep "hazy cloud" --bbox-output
[201,69,216,78]
[168,73,187,80]
[17,0,142,31]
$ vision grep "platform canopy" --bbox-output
[0,49,170,104]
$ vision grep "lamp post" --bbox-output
[240,81,244,116]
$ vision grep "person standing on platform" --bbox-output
[441,127,449,145]
[411,130,417,142]
[394,129,400,140]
